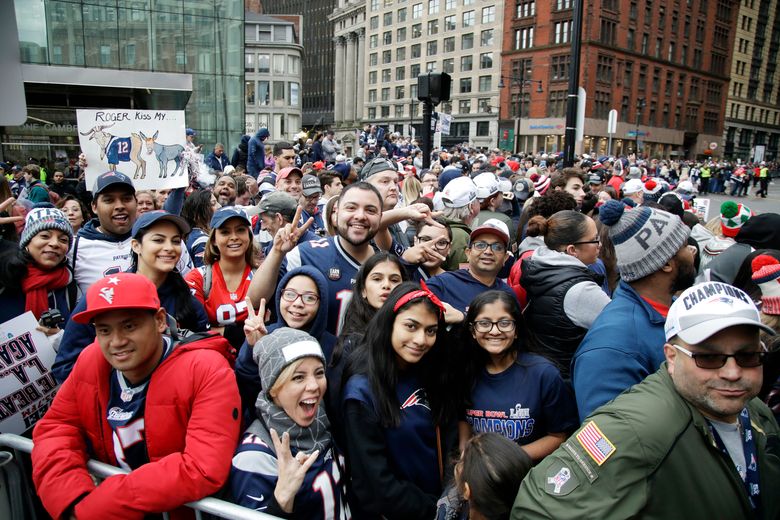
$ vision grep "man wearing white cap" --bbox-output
[622,178,644,205]
[439,176,481,271]
[426,219,518,316]
[471,172,515,244]
[513,281,779,519]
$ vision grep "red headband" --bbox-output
[392,280,445,317]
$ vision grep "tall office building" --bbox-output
[501,0,738,159]
[261,0,338,128]
[244,13,304,141]
[330,0,366,155]
[723,0,780,161]
[4,0,244,164]
[362,0,504,148]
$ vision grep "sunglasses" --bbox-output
[671,343,767,369]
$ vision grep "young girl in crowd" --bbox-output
[462,291,578,462]
[341,282,461,520]
[436,432,533,520]
[340,252,406,336]
[135,190,159,215]
[0,208,76,327]
[235,266,335,418]
[185,206,258,348]
[55,195,91,234]
[521,210,611,381]
[230,327,349,519]
[181,189,218,268]
[53,210,210,383]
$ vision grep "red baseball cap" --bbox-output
[72,273,161,324]
[277,167,303,180]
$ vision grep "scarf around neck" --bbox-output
[246,390,331,455]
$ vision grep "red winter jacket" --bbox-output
[32,333,241,520]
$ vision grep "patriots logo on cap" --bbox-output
[707,296,734,306]
[99,287,115,304]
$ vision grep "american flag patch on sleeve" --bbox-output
[576,421,616,466]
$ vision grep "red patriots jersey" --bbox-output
[185,263,254,327]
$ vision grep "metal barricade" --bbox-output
[0,433,279,520]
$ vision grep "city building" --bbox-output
[244,13,303,141]
[330,0,366,155]
[362,0,504,148]
[3,0,244,165]
[260,0,338,128]
[723,0,780,161]
[500,0,737,159]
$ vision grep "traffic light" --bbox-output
[417,72,451,106]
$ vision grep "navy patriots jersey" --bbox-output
[106,338,173,470]
[230,433,351,520]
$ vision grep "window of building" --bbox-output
[381,87,390,101]
[412,44,421,58]
[482,5,496,24]
[273,55,285,74]
[641,33,648,54]
[445,15,456,30]
[554,20,572,44]
[369,71,377,84]
[397,47,406,60]
[398,7,407,22]
[369,53,378,66]
[383,50,392,63]
[246,80,255,104]
[370,16,379,29]
[426,61,437,72]
[477,98,492,113]
[556,0,573,9]
[396,66,406,80]
[689,77,700,100]
[413,3,423,18]
[478,75,492,91]
[692,48,702,69]
[396,85,405,99]
[460,77,472,93]
[596,55,613,82]
[412,24,422,38]
[551,54,570,80]
[273,81,285,102]
[517,0,536,18]
[258,54,270,73]
[459,99,471,113]
[383,12,393,25]
[395,105,405,117]
[427,40,438,55]
[245,53,255,73]
[480,52,493,69]
[655,38,662,58]
[463,10,475,26]
[710,53,726,75]
[428,20,439,35]
[667,42,675,62]
[514,27,534,49]
[638,64,647,90]
[621,96,630,121]
[370,34,378,48]
[383,31,392,45]
[382,106,390,117]
[462,33,474,49]
[549,90,567,117]
[600,19,616,45]
[368,107,377,119]
[446,0,456,8]
[411,63,421,76]
[290,82,299,106]
[665,72,673,96]
[662,103,670,126]
[463,0,474,5]
[594,91,611,119]
[476,121,490,135]
[461,55,473,71]
[444,37,455,52]
[429,0,440,14]
[603,0,617,9]
[370,0,380,11]
[652,67,660,91]
[681,45,687,66]
[397,27,407,42]
[481,29,494,46]
[443,58,454,73]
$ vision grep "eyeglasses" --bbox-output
[572,238,601,246]
[671,343,767,369]
[281,289,320,305]
[472,319,516,333]
[418,236,451,251]
[470,241,507,253]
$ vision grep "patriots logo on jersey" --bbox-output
[400,388,430,410]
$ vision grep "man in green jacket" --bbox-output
[512,281,779,520]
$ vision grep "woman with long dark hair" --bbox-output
[461,291,577,462]
[340,252,406,336]
[341,281,462,519]
[53,211,210,383]
[181,189,219,268]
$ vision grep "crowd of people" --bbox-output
[1,128,779,520]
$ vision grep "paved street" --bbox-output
[699,181,780,215]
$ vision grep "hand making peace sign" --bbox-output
[243,297,268,346]
[271,205,315,255]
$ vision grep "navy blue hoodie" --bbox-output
[234,265,336,418]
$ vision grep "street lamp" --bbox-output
[635,97,646,156]
[499,74,543,154]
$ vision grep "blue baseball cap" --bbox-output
[92,171,135,195]
[131,210,190,239]
[210,206,251,229]
[186,128,196,136]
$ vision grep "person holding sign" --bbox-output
[32,273,240,519]
[0,207,76,337]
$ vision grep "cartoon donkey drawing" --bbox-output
[139,131,185,178]
[79,123,147,179]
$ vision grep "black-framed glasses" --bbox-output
[672,343,767,369]
[418,235,451,251]
[281,289,320,305]
[470,241,507,253]
[472,319,516,333]
[572,238,601,246]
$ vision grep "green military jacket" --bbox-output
[512,364,780,519]
[443,218,471,271]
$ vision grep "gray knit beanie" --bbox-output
[20,207,74,250]
[254,327,325,397]
[599,200,690,282]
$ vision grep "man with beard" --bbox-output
[572,200,695,419]
[513,282,779,519]
[248,182,383,335]
[213,174,237,206]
